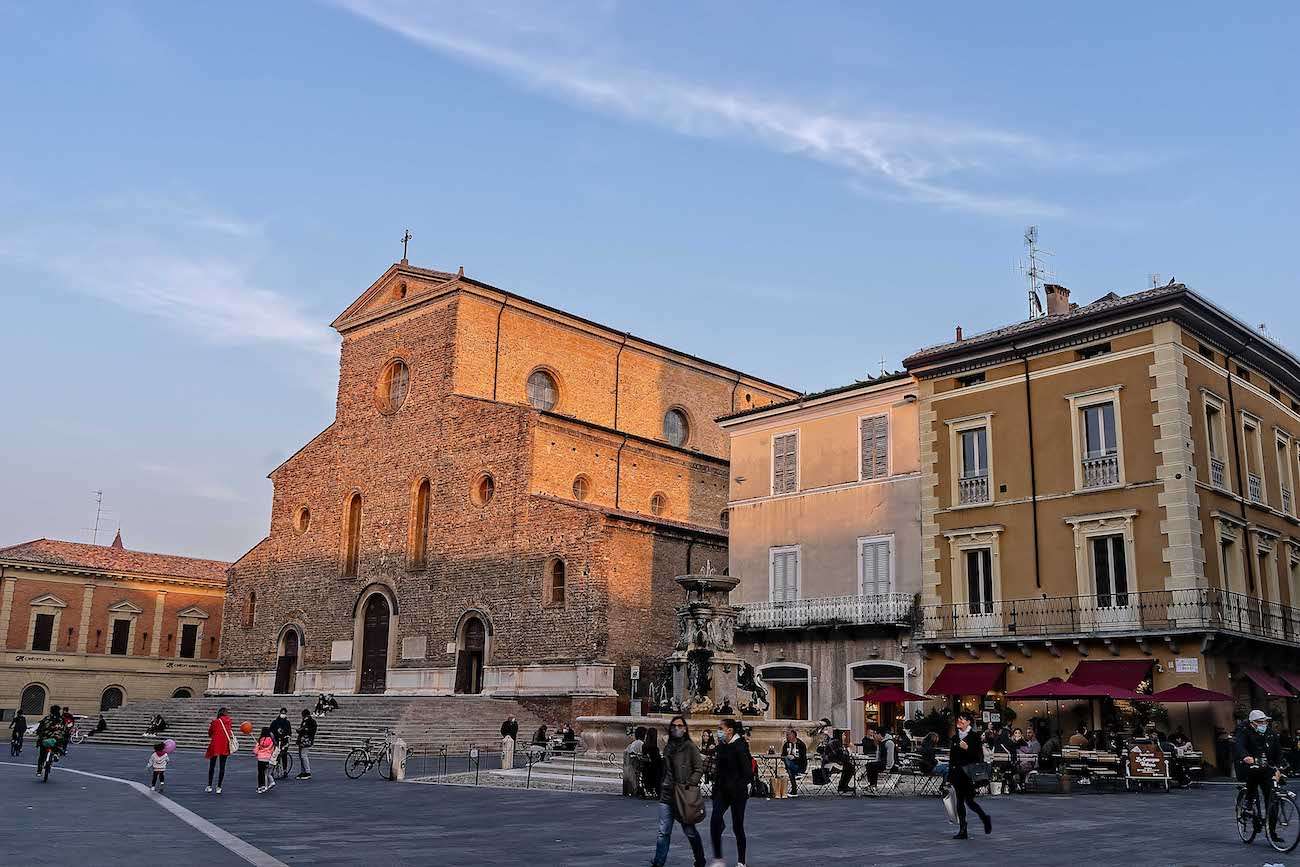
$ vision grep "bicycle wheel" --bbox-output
[273,751,293,780]
[377,748,394,781]
[1237,789,1259,843]
[345,749,370,779]
[1268,793,1300,853]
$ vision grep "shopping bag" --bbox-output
[942,786,958,824]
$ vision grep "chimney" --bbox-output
[955,326,963,342]
[1044,284,1071,316]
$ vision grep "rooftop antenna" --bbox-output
[1149,273,1162,289]
[1017,226,1054,319]
[400,229,412,264]
[85,490,106,545]
[879,355,888,377]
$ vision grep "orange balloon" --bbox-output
[240,721,253,734]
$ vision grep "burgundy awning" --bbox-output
[1242,667,1296,698]
[1007,677,1132,700]
[856,685,927,703]
[926,662,1007,696]
[1067,659,1153,691]
[1149,683,1233,703]
[1278,672,1300,696]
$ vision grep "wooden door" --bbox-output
[359,596,390,694]
[274,630,299,695]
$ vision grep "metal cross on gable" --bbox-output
[401,229,413,262]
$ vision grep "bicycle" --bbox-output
[272,745,295,781]
[70,723,88,746]
[345,730,396,780]
[1235,766,1300,853]
[37,740,62,782]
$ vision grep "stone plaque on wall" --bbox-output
[330,640,353,663]
[402,636,427,660]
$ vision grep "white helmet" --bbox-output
[1248,709,1270,724]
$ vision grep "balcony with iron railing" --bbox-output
[1081,453,1120,489]
[1283,486,1293,517]
[958,474,990,506]
[919,588,1300,646]
[737,592,917,631]
[1248,473,1264,504]
[1210,456,1226,489]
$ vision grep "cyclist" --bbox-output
[9,708,27,756]
[1235,709,1284,839]
[34,704,69,777]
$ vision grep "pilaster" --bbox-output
[150,590,166,657]
[0,575,16,649]
[1149,322,1205,591]
[77,583,95,653]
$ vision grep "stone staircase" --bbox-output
[85,695,546,756]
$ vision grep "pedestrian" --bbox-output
[9,708,26,757]
[948,711,992,840]
[780,728,807,797]
[651,715,706,867]
[147,741,169,792]
[500,715,518,769]
[296,709,316,780]
[623,726,646,797]
[255,726,276,793]
[205,706,235,794]
[643,727,663,799]
[269,707,292,778]
[708,718,752,867]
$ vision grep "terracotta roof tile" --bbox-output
[0,538,229,584]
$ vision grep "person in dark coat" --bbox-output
[651,715,705,867]
[1235,709,1284,833]
[9,709,28,756]
[642,727,663,799]
[269,707,293,776]
[948,711,992,840]
[296,709,317,779]
[709,718,753,867]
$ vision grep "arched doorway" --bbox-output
[100,686,124,712]
[848,661,908,741]
[359,594,390,694]
[171,687,193,699]
[758,664,809,721]
[455,615,487,695]
[274,628,301,695]
[20,683,47,716]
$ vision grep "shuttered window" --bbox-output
[770,548,800,602]
[859,538,892,596]
[860,414,889,480]
[772,433,798,494]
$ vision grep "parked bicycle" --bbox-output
[1235,765,1299,853]
[345,730,396,780]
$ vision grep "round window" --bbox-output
[473,473,496,507]
[376,359,410,414]
[663,409,689,447]
[719,509,730,530]
[650,492,667,517]
[527,370,558,411]
[572,475,590,501]
[294,507,311,535]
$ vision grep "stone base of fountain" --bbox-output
[576,714,817,756]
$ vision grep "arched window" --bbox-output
[526,370,558,411]
[472,473,495,507]
[376,359,410,413]
[243,591,256,629]
[171,687,193,699]
[650,492,668,517]
[294,506,311,535]
[410,479,431,569]
[572,475,590,502]
[720,509,730,530]
[545,558,566,606]
[99,686,124,712]
[343,492,363,576]
[20,683,46,716]
[663,409,689,447]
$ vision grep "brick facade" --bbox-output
[217,264,793,703]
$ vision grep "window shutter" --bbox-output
[861,541,891,595]
[773,552,785,602]
[860,416,889,480]
[772,550,797,602]
[773,433,797,493]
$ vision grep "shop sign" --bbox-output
[1126,743,1168,779]
[1174,658,1199,673]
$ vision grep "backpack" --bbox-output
[749,777,769,798]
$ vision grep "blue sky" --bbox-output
[1,2,1297,559]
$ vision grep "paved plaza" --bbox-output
[1,744,1293,866]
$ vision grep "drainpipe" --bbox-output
[1224,338,1257,594]
[613,333,629,429]
[614,435,629,511]
[730,373,743,414]
[490,297,508,401]
[1013,344,1043,590]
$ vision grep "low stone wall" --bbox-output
[577,714,816,755]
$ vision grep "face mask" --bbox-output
[717,729,726,741]
[1255,722,1268,734]
[670,726,684,737]
[279,713,286,719]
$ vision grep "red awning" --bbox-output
[856,685,927,703]
[1067,659,1153,691]
[1242,667,1296,698]
[1149,683,1233,703]
[1007,677,1134,700]
[926,662,1007,696]
[1279,672,1300,696]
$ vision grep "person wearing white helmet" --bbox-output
[1234,709,1284,838]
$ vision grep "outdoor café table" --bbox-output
[754,752,788,797]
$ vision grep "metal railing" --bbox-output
[1081,453,1120,488]
[1249,473,1264,504]
[958,474,990,505]
[919,588,1300,644]
[1283,486,1293,516]
[737,592,917,630]
[1210,457,1226,489]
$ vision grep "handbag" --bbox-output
[222,718,239,754]
[942,786,958,824]
[673,783,706,825]
[964,761,992,786]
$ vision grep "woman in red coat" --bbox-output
[205,707,235,794]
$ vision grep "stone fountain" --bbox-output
[577,569,812,754]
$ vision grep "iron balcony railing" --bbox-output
[1210,457,1226,489]
[1082,453,1121,488]
[1283,486,1293,517]
[958,474,990,506]
[737,592,916,631]
[919,588,1300,645]
[1249,473,1265,504]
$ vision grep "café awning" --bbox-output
[856,685,927,704]
[1006,677,1132,700]
[1067,659,1152,692]
[926,662,1006,696]
[1242,667,1296,698]
[1148,683,1232,703]
[1278,671,1300,696]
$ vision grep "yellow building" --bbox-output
[904,283,1300,765]
[720,373,922,739]
[0,534,228,719]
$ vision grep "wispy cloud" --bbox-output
[331,0,1110,217]
[139,463,248,504]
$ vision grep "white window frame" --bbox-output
[857,412,891,481]
[175,606,209,659]
[942,525,1004,616]
[1288,542,1300,610]
[27,594,67,653]
[106,600,143,657]
[1252,529,1282,605]
[1275,430,1295,517]
[1067,385,1126,492]
[947,413,995,508]
[1064,510,1139,627]
[1202,390,1231,490]
[768,545,801,603]
[770,430,800,496]
[1214,516,1247,596]
[1242,413,1267,505]
[857,534,895,597]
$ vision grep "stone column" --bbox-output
[0,574,17,649]
[150,591,166,657]
[77,583,95,653]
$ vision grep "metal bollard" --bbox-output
[392,736,407,781]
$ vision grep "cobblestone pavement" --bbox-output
[1,744,1294,866]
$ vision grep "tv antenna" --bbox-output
[1016,226,1054,319]
[1149,273,1162,289]
[83,490,112,545]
